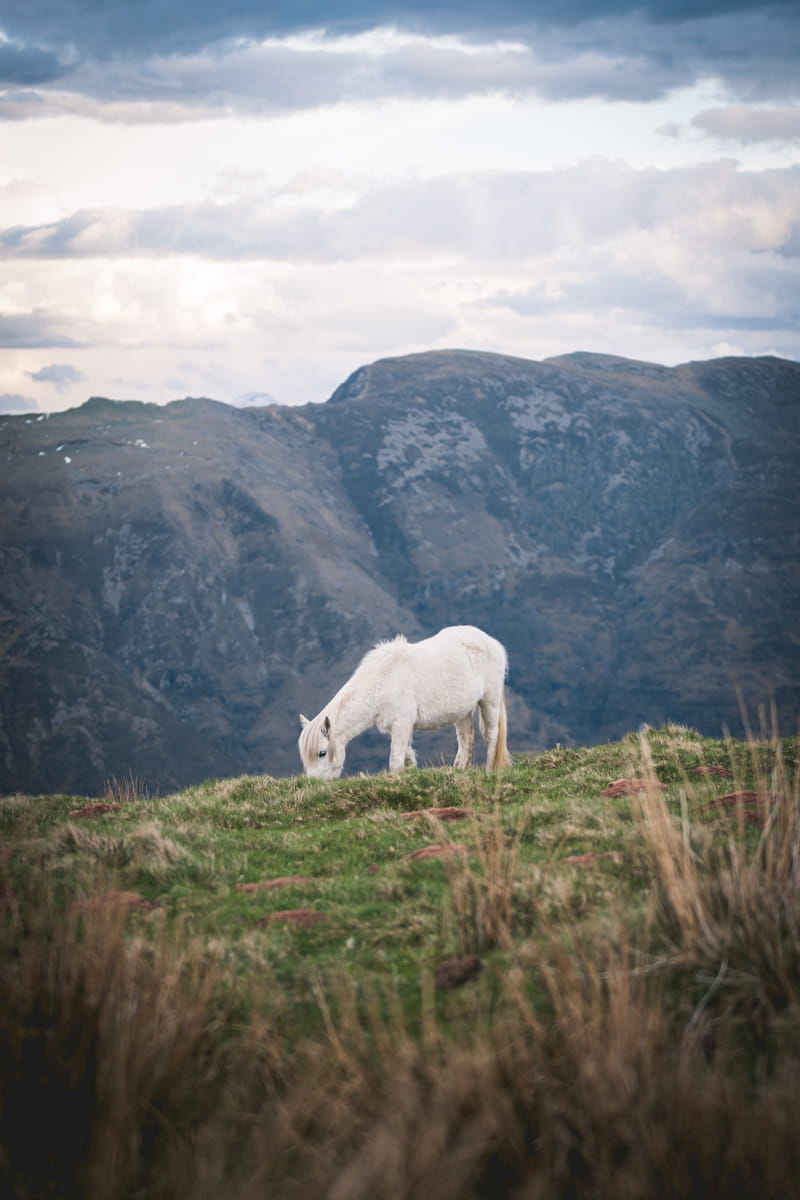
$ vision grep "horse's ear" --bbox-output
[323,715,331,734]
[299,714,310,728]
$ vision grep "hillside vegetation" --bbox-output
[2,724,800,1198]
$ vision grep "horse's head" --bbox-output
[298,713,345,780]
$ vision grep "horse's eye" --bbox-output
[318,749,327,758]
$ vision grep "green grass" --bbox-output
[2,724,799,1198]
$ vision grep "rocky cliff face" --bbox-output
[2,349,798,794]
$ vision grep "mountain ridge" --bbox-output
[2,348,798,794]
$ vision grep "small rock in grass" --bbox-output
[702,791,780,825]
[435,955,483,990]
[601,778,667,797]
[68,801,121,817]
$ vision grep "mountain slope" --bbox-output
[1,350,798,793]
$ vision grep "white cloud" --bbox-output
[2,156,798,414]
[0,12,797,416]
[3,160,798,266]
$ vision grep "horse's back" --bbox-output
[423,625,507,670]
[364,625,506,696]
[411,625,507,689]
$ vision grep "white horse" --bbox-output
[298,624,511,780]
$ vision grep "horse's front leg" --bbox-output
[389,722,416,771]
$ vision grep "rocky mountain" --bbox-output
[1,349,798,795]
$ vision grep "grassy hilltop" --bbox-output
[2,724,800,1198]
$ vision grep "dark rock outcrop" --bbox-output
[1,349,798,794]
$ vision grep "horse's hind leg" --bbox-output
[478,695,503,770]
[453,713,475,769]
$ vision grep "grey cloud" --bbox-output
[692,106,800,144]
[686,314,799,331]
[485,276,799,335]
[0,202,334,260]
[2,36,683,118]
[0,393,39,413]
[488,269,690,318]
[3,1,797,58]
[373,36,684,104]
[0,312,84,347]
[482,226,800,337]
[27,362,86,391]
[0,40,68,85]
[0,5,796,119]
[59,15,800,109]
[545,9,800,103]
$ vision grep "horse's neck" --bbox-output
[328,679,377,743]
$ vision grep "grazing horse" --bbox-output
[298,625,511,780]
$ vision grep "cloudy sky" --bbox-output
[0,0,798,413]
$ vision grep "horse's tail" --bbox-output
[489,690,512,770]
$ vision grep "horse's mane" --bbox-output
[356,633,408,673]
